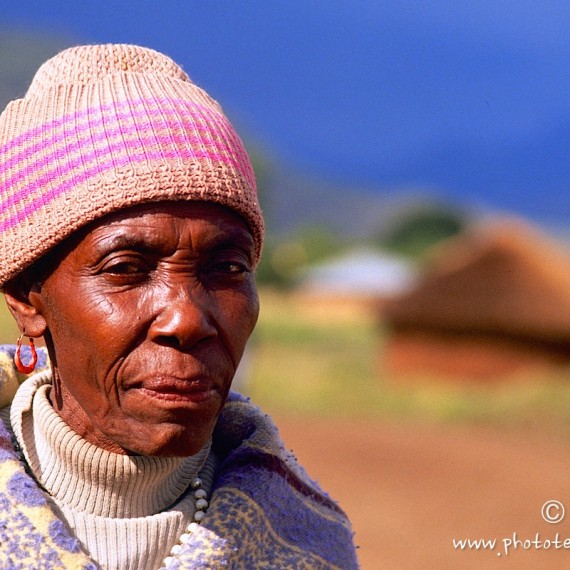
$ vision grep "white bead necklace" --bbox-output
[159,475,210,569]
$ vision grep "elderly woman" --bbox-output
[0,45,358,569]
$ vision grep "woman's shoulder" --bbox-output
[210,392,359,569]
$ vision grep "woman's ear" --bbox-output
[3,280,47,338]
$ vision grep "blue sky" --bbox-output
[1,1,569,227]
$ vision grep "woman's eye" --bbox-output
[105,261,144,274]
[207,253,252,277]
[214,261,248,274]
[99,255,152,280]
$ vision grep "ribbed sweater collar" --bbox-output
[10,371,211,519]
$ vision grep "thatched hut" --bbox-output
[382,221,570,381]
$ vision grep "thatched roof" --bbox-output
[383,220,570,344]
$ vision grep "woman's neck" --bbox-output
[10,372,212,518]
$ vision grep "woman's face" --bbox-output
[28,201,259,456]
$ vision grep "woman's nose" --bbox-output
[148,287,217,348]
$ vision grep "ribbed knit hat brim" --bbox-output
[0,44,263,286]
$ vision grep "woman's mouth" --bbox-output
[136,377,218,403]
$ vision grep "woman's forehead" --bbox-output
[97,201,248,226]
[82,201,254,251]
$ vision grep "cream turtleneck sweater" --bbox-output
[1,373,217,570]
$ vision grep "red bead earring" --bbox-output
[14,334,37,374]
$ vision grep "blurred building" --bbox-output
[297,248,417,305]
[382,220,570,381]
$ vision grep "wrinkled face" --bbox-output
[29,202,259,456]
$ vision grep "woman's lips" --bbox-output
[135,377,218,403]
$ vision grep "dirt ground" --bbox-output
[275,414,570,570]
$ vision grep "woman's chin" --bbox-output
[112,421,215,457]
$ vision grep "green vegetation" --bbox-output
[256,226,343,288]
[376,203,466,259]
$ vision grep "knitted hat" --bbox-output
[0,44,263,286]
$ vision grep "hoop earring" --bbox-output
[14,334,37,374]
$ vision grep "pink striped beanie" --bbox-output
[0,44,263,286]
